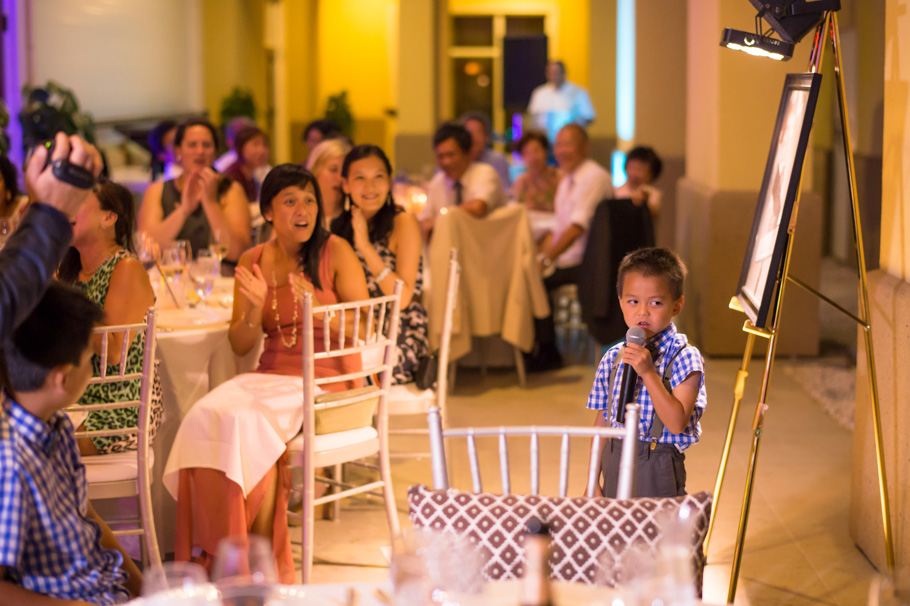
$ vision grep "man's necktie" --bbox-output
[453,181,463,206]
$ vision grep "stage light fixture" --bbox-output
[747,0,840,45]
[720,28,794,61]
[720,0,840,61]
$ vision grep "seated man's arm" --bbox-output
[542,171,610,265]
[0,568,94,606]
[542,223,584,266]
[86,503,143,599]
[460,165,503,218]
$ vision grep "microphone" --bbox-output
[616,326,647,424]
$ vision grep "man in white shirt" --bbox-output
[528,61,596,145]
[420,122,505,240]
[529,123,612,371]
[539,123,613,281]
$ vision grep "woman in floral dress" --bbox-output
[331,144,429,384]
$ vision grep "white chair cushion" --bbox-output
[81,449,154,484]
[287,426,379,467]
[387,383,435,415]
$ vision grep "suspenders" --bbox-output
[607,343,689,450]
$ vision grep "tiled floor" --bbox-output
[300,355,881,605]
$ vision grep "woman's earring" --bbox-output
[344,196,350,212]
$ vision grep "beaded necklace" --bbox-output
[271,270,300,348]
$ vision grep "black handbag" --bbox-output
[415,352,439,390]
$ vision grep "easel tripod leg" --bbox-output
[703,332,756,557]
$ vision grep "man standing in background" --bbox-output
[528,61,596,146]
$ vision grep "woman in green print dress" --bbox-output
[58,179,163,455]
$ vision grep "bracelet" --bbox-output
[241,311,260,328]
[375,266,392,282]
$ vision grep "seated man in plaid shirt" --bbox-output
[0,283,142,605]
[587,247,707,498]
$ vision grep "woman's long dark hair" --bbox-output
[259,163,330,290]
[330,145,400,247]
[58,179,137,284]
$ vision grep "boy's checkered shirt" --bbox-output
[0,394,129,604]
[586,323,707,450]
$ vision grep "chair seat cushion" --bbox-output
[81,449,155,484]
[387,383,435,415]
[407,484,711,595]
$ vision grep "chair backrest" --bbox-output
[578,198,655,345]
[67,307,158,447]
[426,404,640,499]
[435,248,461,412]
[64,307,160,566]
[301,283,403,440]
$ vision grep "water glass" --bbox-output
[142,561,218,605]
[870,571,910,606]
[191,250,220,303]
[212,535,278,606]
[391,529,485,606]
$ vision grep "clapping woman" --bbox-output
[331,145,428,384]
[138,118,250,260]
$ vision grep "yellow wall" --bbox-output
[201,0,269,131]
[316,0,398,148]
[880,0,910,278]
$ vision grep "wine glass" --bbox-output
[209,229,229,264]
[160,242,189,308]
[212,535,277,605]
[142,561,218,604]
[137,233,161,271]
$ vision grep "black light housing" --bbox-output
[747,0,841,44]
[720,28,795,61]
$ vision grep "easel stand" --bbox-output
[701,12,895,603]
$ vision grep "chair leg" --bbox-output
[302,461,315,584]
[448,361,458,392]
[332,463,342,520]
[513,346,527,388]
[378,445,401,538]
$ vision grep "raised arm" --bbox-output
[198,174,251,261]
[354,211,422,309]
[1,133,101,341]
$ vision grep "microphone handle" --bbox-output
[615,366,639,424]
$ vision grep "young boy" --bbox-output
[0,283,142,605]
[587,247,706,498]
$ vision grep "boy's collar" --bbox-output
[646,323,677,357]
[3,391,66,457]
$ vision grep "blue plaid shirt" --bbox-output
[586,323,707,450]
[0,394,129,604]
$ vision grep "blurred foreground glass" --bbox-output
[142,561,219,605]
[212,534,278,606]
[869,571,910,606]
[390,529,485,606]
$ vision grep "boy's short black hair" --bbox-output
[433,122,472,154]
[625,146,663,181]
[1,283,103,393]
[616,247,687,300]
